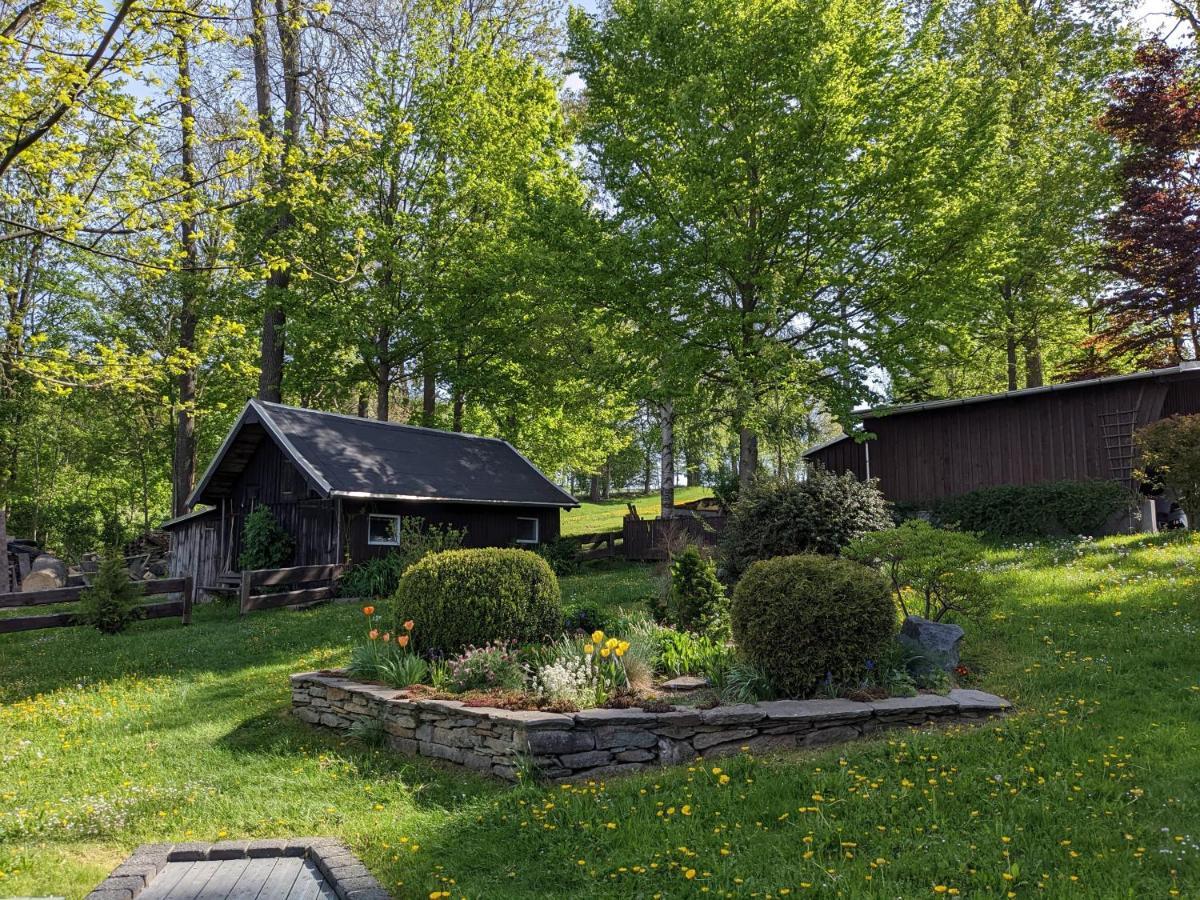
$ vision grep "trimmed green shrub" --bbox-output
[846,520,993,621]
[666,545,728,636]
[392,548,562,653]
[563,602,611,635]
[934,479,1133,538]
[536,536,581,576]
[731,554,895,697]
[339,518,464,599]
[720,470,892,577]
[238,505,294,570]
[78,554,143,634]
[1137,414,1200,523]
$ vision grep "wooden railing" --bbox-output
[622,514,726,561]
[576,531,623,561]
[239,563,344,615]
[0,576,194,634]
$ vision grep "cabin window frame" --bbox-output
[515,516,539,545]
[367,514,403,547]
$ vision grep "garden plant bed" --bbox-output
[291,670,1011,781]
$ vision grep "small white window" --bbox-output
[368,514,402,546]
[515,517,539,545]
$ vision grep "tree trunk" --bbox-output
[171,28,200,517]
[1003,284,1018,391]
[452,390,464,432]
[589,475,602,503]
[375,327,390,421]
[258,301,286,402]
[738,427,758,490]
[685,440,701,487]
[357,393,369,417]
[422,358,436,426]
[1023,332,1044,388]
[602,462,611,499]
[0,507,8,593]
[659,400,675,518]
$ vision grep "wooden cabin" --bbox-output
[164,400,578,595]
[804,362,1200,523]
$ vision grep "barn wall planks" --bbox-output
[807,371,1200,504]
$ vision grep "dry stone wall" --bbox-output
[291,671,1010,782]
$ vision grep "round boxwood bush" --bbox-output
[720,469,892,578]
[731,554,895,696]
[392,548,562,653]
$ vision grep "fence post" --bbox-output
[181,576,193,625]
[239,570,252,615]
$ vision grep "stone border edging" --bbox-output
[85,838,391,900]
[291,671,1011,782]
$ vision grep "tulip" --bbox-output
[403,620,415,632]
[397,634,410,648]
[362,606,375,616]
[591,630,604,644]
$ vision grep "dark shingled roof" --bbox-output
[189,400,578,508]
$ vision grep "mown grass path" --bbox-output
[1,535,1198,898]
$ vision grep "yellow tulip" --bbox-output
[591,630,605,644]
[605,637,619,649]
[584,643,594,654]
[618,641,630,654]
[600,647,611,658]
[615,646,625,657]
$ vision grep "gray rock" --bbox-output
[525,729,595,754]
[593,726,658,750]
[559,749,613,768]
[662,675,710,691]
[757,699,871,722]
[947,688,1011,712]
[699,704,765,725]
[693,727,757,750]
[615,748,656,762]
[899,615,965,671]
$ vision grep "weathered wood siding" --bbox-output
[166,510,223,595]
[340,499,560,566]
[808,372,1200,504]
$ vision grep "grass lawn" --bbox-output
[560,485,713,536]
[3,535,1200,898]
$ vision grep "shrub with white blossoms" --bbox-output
[530,654,599,707]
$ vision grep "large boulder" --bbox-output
[899,615,964,671]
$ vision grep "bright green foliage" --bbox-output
[934,479,1133,537]
[846,521,994,622]
[77,554,143,635]
[720,470,892,578]
[339,519,464,599]
[666,546,728,637]
[535,537,581,577]
[731,554,895,696]
[238,506,295,571]
[571,0,999,451]
[394,548,562,653]
[1137,414,1200,523]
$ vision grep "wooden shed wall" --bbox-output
[341,499,561,566]
[810,373,1200,505]
[227,433,339,568]
[166,511,223,595]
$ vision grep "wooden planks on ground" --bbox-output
[138,857,333,900]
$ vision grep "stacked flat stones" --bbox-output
[292,671,1010,782]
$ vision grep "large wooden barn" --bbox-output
[805,362,1200,516]
[164,400,577,593]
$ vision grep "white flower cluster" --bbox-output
[530,655,596,705]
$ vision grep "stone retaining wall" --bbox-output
[291,671,1010,782]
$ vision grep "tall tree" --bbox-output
[571,0,997,487]
[1099,39,1200,362]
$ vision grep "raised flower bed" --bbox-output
[291,670,1010,782]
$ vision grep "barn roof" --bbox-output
[804,362,1200,457]
[188,400,579,509]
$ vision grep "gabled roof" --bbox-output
[188,400,579,509]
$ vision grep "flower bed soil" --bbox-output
[291,671,1011,782]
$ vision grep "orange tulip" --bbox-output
[403,620,415,632]
[362,606,375,616]
[381,633,391,642]
[368,629,379,640]
[397,634,410,648]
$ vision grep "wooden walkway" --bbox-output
[138,857,335,900]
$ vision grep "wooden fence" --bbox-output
[239,563,344,615]
[622,514,727,561]
[576,531,623,561]
[0,577,194,634]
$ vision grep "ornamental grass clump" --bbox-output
[731,554,895,697]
